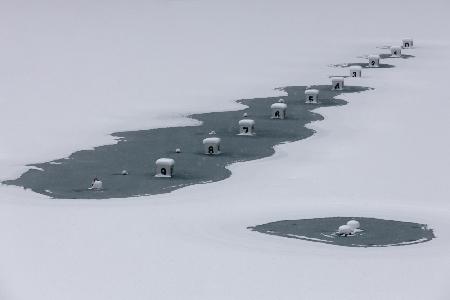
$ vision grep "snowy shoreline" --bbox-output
[5,84,370,199]
[4,53,416,200]
[249,216,435,248]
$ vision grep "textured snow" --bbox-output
[202,137,221,145]
[338,224,353,235]
[347,220,361,230]
[270,103,287,109]
[155,158,175,166]
[331,77,345,87]
[238,119,256,126]
[1,0,450,299]
[349,65,363,70]
[305,89,320,95]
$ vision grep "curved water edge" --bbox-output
[249,217,435,247]
[3,51,412,199]
[331,54,414,69]
[4,85,371,199]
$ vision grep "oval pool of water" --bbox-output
[249,217,435,247]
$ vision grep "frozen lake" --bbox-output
[249,217,435,247]
[4,85,370,199]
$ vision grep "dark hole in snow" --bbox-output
[4,85,371,199]
[249,217,435,248]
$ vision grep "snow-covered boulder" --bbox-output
[347,220,360,230]
[338,224,353,236]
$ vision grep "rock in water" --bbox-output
[347,220,360,230]
[338,224,353,236]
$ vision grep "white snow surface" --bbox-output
[238,119,256,126]
[338,225,353,235]
[202,137,221,145]
[270,103,287,109]
[305,89,320,95]
[350,66,363,71]
[1,0,450,299]
[347,220,361,230]
[155,158,175,166]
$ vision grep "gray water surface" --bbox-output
[249,217,435,247]
[4,85,370,199]
[331,54,414,69]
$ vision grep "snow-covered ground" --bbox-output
[1,1,450,299]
